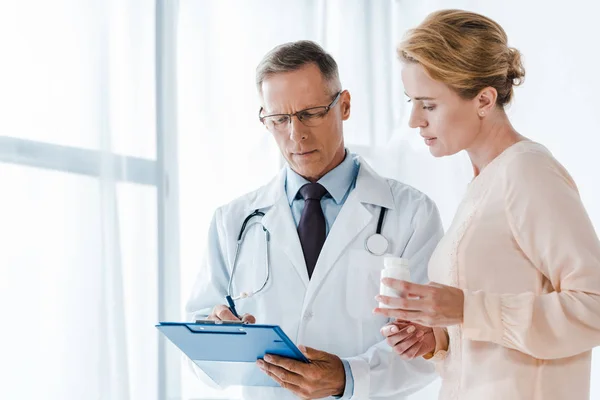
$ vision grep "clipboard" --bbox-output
[156,321,309,387]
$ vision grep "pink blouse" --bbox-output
[429,141,600,399]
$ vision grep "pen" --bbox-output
[225,295,241,319]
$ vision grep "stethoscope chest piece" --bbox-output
[365,233,388,256]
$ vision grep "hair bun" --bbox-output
[507,47,525,86]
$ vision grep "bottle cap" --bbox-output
[383,256,409,268]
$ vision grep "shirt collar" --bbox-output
[285,150,358,205]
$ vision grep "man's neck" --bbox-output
[303,146,346,183]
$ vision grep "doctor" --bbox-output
[186,40,443,400]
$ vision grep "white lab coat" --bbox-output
[186,157,444,400]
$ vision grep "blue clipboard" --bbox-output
[156,321,309,387]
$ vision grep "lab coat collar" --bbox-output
[248,168,287,211]
[352,155,396,211]
[249,156,394,211]
[246,156,396,294]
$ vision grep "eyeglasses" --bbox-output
[259,91,342,132]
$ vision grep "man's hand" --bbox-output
[207,304,256,323]
[257,346,346,399]
[380,321,435,360]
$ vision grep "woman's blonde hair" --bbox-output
[398,9,525,107]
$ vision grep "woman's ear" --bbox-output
[476,86,497,117]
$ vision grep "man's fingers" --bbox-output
[259,368,307,398]
[209,305,254,323]
[263,354,306,375]
[298,345,330,362]
[257,359,304,385]
[214,305,240,321]
[241,313,256,324]
[206,314,221,321]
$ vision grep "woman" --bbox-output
[374,9,600,400]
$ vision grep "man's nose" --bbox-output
[289,116,308,142]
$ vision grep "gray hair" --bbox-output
[255,40,341,94]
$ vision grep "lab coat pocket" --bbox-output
[346,249,384,319]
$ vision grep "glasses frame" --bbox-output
[258,91,342,129]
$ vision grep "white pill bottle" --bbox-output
[379,256,411,309]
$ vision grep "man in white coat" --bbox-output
[186,40,443,399]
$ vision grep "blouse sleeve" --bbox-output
[462,150,600,359]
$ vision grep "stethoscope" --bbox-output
[225,207,389,318]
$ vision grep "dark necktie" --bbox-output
[297,183,328,279]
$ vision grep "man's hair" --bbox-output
[256,40,341,94]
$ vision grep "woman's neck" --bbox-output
[466,110,525,177]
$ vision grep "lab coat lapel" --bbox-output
[304,191,372,299]
[303,157,395,304]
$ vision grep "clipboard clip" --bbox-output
[194,319,250,325]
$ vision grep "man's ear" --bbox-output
[340,90,351,120]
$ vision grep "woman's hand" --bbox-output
[380,321,436,360]
[374,279,464,327]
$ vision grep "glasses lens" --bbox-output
[262,115,290,132]
[298,107,328,127]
